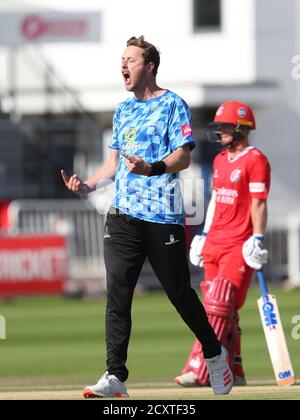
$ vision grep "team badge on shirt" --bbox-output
[230,169,242,183]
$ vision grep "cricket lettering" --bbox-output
[262,300,278,329]
[278,371,293,380]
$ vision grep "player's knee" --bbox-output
[203,277,237,349]
[204,277,237,319]
[106,282,134,315]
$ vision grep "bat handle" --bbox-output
[256,269,269,296]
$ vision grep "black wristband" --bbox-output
[148,161,167,176]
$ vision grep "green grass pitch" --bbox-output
[0,287,299,399]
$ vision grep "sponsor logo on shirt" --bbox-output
[230,169,242,183]
[181,125,192,137]
[216,187,238,205]
[125,127,137,143]
[122,144,142,153]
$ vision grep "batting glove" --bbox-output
[189,233,207,267]
[242,234,269,270]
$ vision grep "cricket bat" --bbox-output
[257,270,296,386]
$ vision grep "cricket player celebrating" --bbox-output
[62,36,233,397]
[175,101,271,387]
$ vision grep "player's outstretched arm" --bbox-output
[61,149,119,196]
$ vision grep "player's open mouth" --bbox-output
[122,71,131,84]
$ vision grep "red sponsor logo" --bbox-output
[0,236,68,296]
[20,14,88,41]
[181,125,192,137]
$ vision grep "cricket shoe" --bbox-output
[174,372,210,387]
[175,372,199,387]
[83,371,129,398]
[205,346,234,395]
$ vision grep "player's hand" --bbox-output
[189,234,207,267]
[61,170,90,196]
[120,152,152,176]
[242,235,268,270]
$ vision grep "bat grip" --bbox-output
[256,269,269,296]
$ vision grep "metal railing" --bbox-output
[7,199,106,289]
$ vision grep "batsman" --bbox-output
[175,101,271,387]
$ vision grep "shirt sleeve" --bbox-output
[248,152,271,199]
[168,97,196,152]
[109,105,121,150]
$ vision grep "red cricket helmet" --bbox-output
[213,101,256,129]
